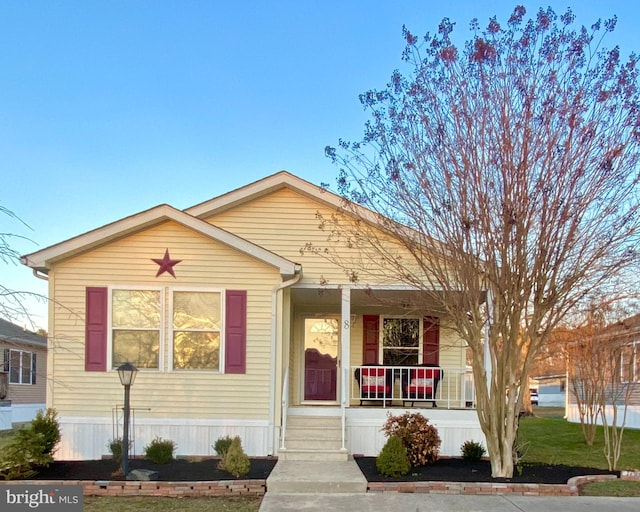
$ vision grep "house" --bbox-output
[566,313,640,429]
[0,318,47,430]
[531,374,566,408]
[20,171,484,460]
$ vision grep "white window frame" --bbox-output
[621,341,640,383]
[7,349,35,385]
[108,285,165,372]
[168,287,225,373]
[379,316,423,365]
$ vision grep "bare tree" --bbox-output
[0,205,39,323]
[322,6,640,477]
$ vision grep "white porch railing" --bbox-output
[351,365,475,409]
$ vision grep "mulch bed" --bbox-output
[27,457,277,481]
[22,455,617,485]
[355,456,618,484]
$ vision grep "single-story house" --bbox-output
[0,318,47,430]
[20,171,484,460]
[531,374,566,408]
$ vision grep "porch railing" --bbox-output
[351,365,475,409]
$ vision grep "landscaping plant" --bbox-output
[143,437,176,464]
[213,435,234,457]
[461,440,486,463]
[382,412,440,466]
[222,436,250,477]
[376,435,411,477]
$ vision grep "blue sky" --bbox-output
[1,0,638,330]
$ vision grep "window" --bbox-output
[382,318,420,366]
[112,289,161,369]
[171,291,221,371]
[621,342,640,383]
[4,349,36,385]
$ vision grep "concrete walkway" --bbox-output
[259,493,640,511]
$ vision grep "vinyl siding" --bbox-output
[48,220,280,420]
[204,187,422,286]
[1,342,47,405]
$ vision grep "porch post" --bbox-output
[341,287,351,451]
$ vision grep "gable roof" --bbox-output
[185,170,381,224]
[0,318,47,349]
[21,204,300,279]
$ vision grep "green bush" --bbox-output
[108,438,124,465]
[213,435,234,457]
[222,436,250,477]
[461,440,486,462]
[376,435,411,478]
[143,437,176,464]
[0,429,52,479]
[0,407,61,480]
[30,408,61,457]
[382,412,441,466]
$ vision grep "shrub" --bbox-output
[0,408,60,480]
[108,438,124,465]
[376,435,410,478]
[213,435,234,457]
[461,440,486,462]
[30,408,61,457]
[222,436,250,477]
[0,429,51,479]
[382,412,441,466]
[143,437,176,464]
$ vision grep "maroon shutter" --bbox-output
[85,287,108,371]
[225,290,247,374]
[362,315,380,364]
[422,317,440,365]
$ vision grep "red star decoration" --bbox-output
[152,249,182,278]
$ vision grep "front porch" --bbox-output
[278,286,483,460]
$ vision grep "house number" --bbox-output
[344,320,351,329]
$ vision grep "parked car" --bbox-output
[530,388,539,406]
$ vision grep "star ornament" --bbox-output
[152,249,182,278]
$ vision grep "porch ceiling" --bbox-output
[291,288,447,315]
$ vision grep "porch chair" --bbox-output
[354,364,392,406]
[401,365,443,407]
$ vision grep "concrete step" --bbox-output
[266,459,367,494]
[277,448,349,461]
[284,437,343,451]
[284,426,342,440]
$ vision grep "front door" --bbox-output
[303,317,339,401]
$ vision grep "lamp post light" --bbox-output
[117,362,138,478]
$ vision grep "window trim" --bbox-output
[168,287,225,373]
[7,348,35,385]
[621,341,640,383]
[107,285,165,372]
[379,316,423,365]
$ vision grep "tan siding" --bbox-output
[205,188,416,286]
[48,221,280,421]
[1,343,47,405]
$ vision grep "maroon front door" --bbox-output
[303,318,339,401]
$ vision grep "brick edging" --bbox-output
[0,479,266,497]
[368,474,621,496]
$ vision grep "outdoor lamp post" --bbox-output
[117,362,138,478]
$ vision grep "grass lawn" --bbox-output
[518,406,640,496]
[84,496,262,512]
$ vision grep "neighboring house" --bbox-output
[531,374,566,407]
[566,313,640,429]
[0,318,47,430]
[20,171,483,460]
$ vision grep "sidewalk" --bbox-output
[259,493,640,511]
